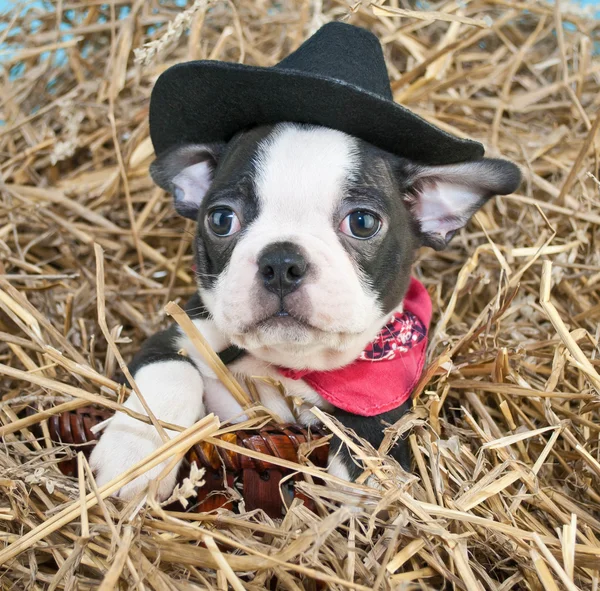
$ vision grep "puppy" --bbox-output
[90,123,520,500]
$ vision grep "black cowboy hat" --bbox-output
[149,22,484,165]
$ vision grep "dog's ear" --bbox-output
[150,143,224,220]
[403,158,521,250]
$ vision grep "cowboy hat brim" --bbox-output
[149,61,484,165]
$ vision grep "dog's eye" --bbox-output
[340,211,381,239]
[207,207,241,236]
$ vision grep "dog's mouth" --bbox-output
[230,305,330,343]
[228,311,318,351]
[250,309,319,333]
[230,309,374,363]
[235,303,369,340]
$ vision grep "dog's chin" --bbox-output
[233,315,323,349]
[229,312,365,357]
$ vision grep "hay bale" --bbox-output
[1,1,599,588]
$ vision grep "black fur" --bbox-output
[193,127,270,289]
[338,142,419,314]
[329,399,413,479]
[128,291,245,378]
[127,320,245,380]
[127,324,194,377]
[150,143,223,220]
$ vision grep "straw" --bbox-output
[1,1,599,588]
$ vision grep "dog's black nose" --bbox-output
[258,242,307,297]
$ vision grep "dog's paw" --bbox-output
[89,419,180,501]
[89,360,206,501]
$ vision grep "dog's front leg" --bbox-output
[326,400,412,482]
[90,324,206,501]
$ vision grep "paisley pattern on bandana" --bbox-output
[359,311,427,361]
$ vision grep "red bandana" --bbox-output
[277,278,432,416]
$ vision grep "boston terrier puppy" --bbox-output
[90,122,520,500]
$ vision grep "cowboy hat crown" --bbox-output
[150,22,484,164]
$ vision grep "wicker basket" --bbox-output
[32,407,329,517]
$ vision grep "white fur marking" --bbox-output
[327,453,352,482]
[255,124,359,221]
[89,360,205,501]
[203,377,248,423]
[227,354,334,423]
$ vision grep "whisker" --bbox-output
[184,305,210,313]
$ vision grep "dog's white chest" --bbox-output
[175,318,334,425]
[226,355,334,425]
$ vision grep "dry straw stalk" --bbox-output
[1,0,600,589]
